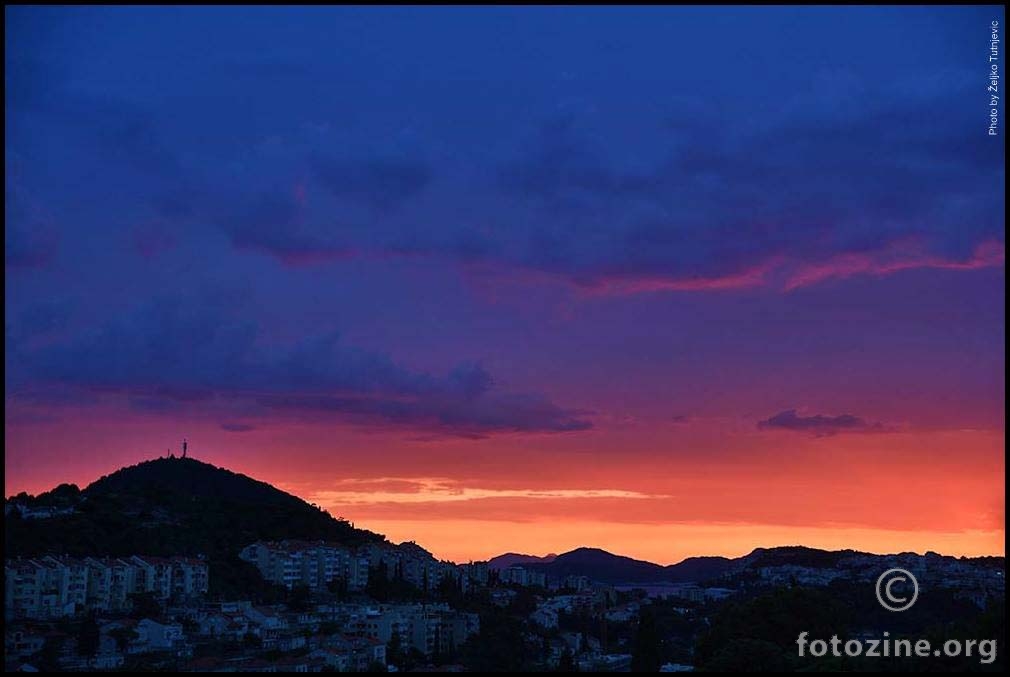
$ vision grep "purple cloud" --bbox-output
[757,409,888,437]
[13,294,591,437]
[311,155,431,210]
[4,8,1002,295]
[222,191,354,265]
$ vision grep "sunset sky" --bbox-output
[5,6,1005,564]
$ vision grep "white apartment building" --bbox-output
[350,603,479,657]
[4,556,209,620]
[239,541,380,593]
[240,541,365,592]
[502,565,545,587]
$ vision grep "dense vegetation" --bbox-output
[694,583,1005,672]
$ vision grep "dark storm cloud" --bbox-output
[14,295,591,437]
[222,191,353,265]
[3,7,1003,444]
[311,156,432,210]
[260,391,591,439]
[86,100,185,179]
[757,410,887,437]
[5,8,1002,289]
[489,84,1003,292]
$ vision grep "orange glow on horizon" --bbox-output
[361,519,1005,565]
[5,410,1004,564]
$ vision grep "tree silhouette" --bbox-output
[77,613,100,658]
[631,607,661,672]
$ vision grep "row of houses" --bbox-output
[750,555,1005,608]
[4,556,209,620]
[6,615,384,673]
[189,599,476,659]
[7,597,477,672]
[6,619,184,672]
[182,634,386,673]
[239,540,491,595]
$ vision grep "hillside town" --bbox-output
[5,536,1004,672]
[5,539,484,672]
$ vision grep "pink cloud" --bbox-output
[784,240,1005,291]
[575,240,1005,296]
[581,257,782,296]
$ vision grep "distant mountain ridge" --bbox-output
[489,545,1005,586]
[505,547,733,584]
[488,552,558,570]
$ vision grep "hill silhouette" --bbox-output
[5,456,383,598]
[495,544,1006,586]
[515,547,732,584]
[487,552,558,570]
[534,547,668,582]
[85,456,316,508]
